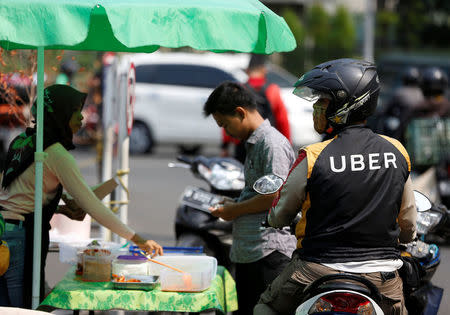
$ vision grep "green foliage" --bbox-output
[307,4,331,65]
[280,4,358,75]
[396,0,427,48]
[329,6,356,59]
[375,0,449,53]
[281,7,305,76]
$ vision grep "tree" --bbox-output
[281,7,306,76]
[396,0,427,49]
[329,6,356,59]
[306,4,331,65]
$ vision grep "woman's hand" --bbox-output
[131,233,163,258]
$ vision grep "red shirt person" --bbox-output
[221,55,291,163]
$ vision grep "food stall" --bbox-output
[39,242,237,314]
[0,0,296,310]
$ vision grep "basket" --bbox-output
[405,118,450,167]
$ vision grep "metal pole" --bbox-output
[114,65,129,244]
[100,62,117,241]
[364,0,376,62]
[32,46,45,309]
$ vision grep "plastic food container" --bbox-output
[150,256,217,292]
[112,275,159,291]
[112,255,149,276]
[82,247,114,282]
[59,239,124,264]
[59,240,92,264]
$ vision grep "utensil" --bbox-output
[139,250,185,274]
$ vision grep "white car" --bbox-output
[128,52,319,154]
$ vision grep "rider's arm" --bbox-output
[398,175,417,243]
[268,152,307,228]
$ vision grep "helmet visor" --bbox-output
[293,86,331,102]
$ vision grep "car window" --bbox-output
[135,64,237,88]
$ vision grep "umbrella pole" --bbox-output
[32,46,45,309]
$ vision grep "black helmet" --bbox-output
[421,67,448,97]
[293,58,380,127]
[402,66,421,86]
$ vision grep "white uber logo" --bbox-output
[330,152,397,173]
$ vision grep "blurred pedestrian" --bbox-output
[221,54,291,163]
[55,59,79,86]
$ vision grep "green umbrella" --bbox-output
[1,0,295,53]
[0,0,296,308]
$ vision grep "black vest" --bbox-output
[296,125,411,263]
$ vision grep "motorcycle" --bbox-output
[170,155,244,270]
[254,175,443,315]
[412,165,450,244]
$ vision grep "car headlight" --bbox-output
[416,211,443,235]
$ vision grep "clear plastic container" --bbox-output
[151,256,217,292]
[112,255,149,276]
[59,240,91,264]
[59,239,124,264]
[82,247,114,282]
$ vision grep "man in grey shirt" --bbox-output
[203,81,296,314]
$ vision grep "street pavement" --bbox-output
[45,144,450,314]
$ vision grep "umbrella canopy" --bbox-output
[0,0,296,309]
[0,0,296,54]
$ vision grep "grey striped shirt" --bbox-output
[230,120,297,263]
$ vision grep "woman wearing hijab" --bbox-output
[0,84,163,308]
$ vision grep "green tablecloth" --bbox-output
[39,266,237,313]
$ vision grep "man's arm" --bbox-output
[210,193,276,221]
[398,175,417,243]
[269,152,308,228]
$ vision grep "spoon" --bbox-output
[139,250,186,273]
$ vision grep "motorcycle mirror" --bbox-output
[414,190,432,212]
[253,174,284,195]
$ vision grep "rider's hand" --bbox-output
[131,233,164,257]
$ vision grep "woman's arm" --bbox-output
[46,144,162,256]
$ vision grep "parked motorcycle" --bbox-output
[170,155,244,270]
[254,175,443,315]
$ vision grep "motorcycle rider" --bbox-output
[379,66,424,143]
[405,66,449,205]
[411,66,449,118]
[254,59,417,315]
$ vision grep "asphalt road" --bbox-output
[45,144,450,314]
